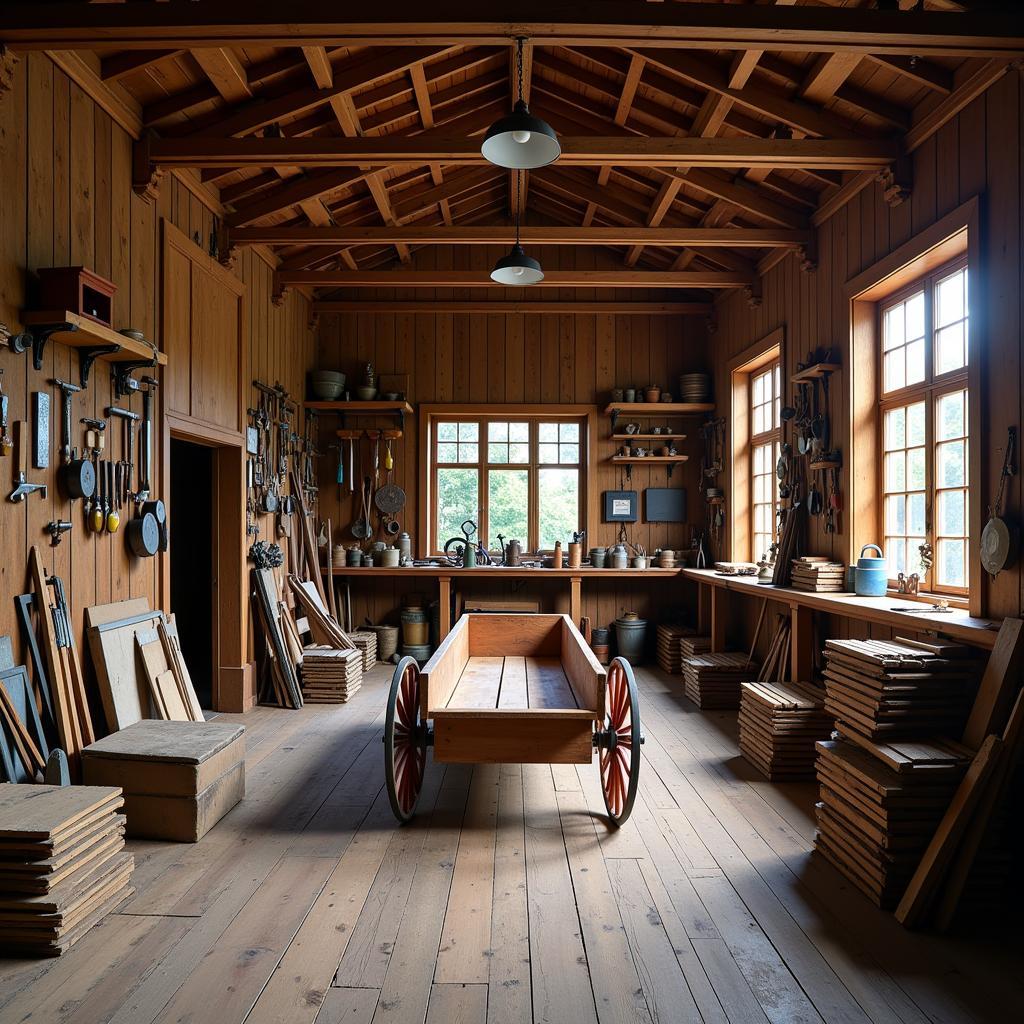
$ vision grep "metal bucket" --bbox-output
[401,643,432,666]
[614,616,648,664]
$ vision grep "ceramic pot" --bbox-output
[644,385,661,403]
[623,388,636,403]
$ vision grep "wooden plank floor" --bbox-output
[1,665,1022,1024]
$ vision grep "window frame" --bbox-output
[419,404,596,558]
[877,256,969,597]
[750,359,782,563]
[846,198,980,613]
[729,329,783,564]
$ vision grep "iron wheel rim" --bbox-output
[385,656,427,823]
[599,657,641,827]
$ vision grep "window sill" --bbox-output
[884,588,968,610]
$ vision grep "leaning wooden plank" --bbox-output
[29,548,84,772]
[934,688,1024,931]
[135,630,171,719]
[894,734,1003,928]
[159,618,203,721]
[961,617,1024,749]
[154,670,191,722]
[0,685,46,776]
[84,598,151,630]
[87,611,165,732]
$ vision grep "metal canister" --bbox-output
[397,531,413,563]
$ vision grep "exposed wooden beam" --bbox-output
[312,300,712,314]
[675,169,806,228]
[144,135,901,170]
[866,54,953,95]
[228,168,371,226]
[6,4,1023,57]
[812,169,877,226]
[365,174,411,263]
[904,58,1012,154]
[631,49,866,139]
[281,269,752,288]
[190,47,251,102]
[301,45,333,89]
[179,46,453,139]
[101,49,184,82]
[392,167,500,222]
[229,225,812,247]
[799,52,861,104]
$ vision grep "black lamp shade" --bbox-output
[490,244,544,286]
[481,100,561,169]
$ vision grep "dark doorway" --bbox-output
[170,439,215,710]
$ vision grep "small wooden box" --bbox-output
[82,720,245,842]
[38,266,117,327]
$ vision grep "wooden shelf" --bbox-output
[610,433,687,441]
[791,362,840,381]
[19,309,166,383]
[610,455,689,464]
[604,402,713,415]
[304,400,413,415]
[809,458,842,470]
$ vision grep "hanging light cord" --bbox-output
[515,170,522,245]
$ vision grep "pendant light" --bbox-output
[491,171,543,286]
[481,38,560,169]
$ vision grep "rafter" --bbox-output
[101,49,185,82]
[278,269,754,289]
[799,52,861,104]
[312,300,712,314]
[142,135,900,171]
[6,4,1023,57]
[228,225,812,247]
[190,47,252,103]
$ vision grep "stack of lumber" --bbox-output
[791,557,846,592]
[301,646,363,703]
[739,681,833,780]
[682,652,756,709]
[656,624,695,674]
[679,635,712,658]
[350,631,378,671]
[813,737,972,908]
[0,785,133,956]
[822,638,979,741]
[83,720,245,843]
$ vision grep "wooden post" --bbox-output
[697,582,711,635]
[569,576,582,626]
[710,586,727,652]
[790,604,814,682]
[438,576,452,640]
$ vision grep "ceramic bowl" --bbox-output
[355,385,378,401]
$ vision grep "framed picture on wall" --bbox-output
[603,490,638,522]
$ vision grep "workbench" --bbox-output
[680,568,1000,681]
[327,565,684,638]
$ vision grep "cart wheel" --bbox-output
[598,657,641,827]
[385,657,427,823]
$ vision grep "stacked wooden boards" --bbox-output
[823,639,979,741]
[682,652,756,709]
[791,557,846,592]
[301,646,363,703]
[813,737,971,909]
[0,785,133,956]
[739,681,833,780]
[656,624,696,674]
[83,720,245,842]
[351,631,378,671]
[680,635,712,658]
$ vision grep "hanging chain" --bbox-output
[516,37,525,104]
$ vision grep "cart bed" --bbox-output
[446,656,578,711]
[420,614,604,765]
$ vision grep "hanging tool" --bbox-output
[137,376,158,503]
[105,461,120,533]
[8,422,47,502]
[45,521,73,547]
[106,405,140,505]
[53,379,96,501]
[91,457,105,533]
[0,369,11,456]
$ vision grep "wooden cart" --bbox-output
[384,613,643,826]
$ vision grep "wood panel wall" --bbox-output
[0,54,316,701]
[315,245,709,631]
[706,68,1024,663]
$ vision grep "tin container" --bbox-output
[854,544,888,596]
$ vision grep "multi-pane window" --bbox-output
[751,361,781,561]
[880,260,968,594]
[431,415,586,553]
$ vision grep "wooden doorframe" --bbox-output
[161,416,252,713]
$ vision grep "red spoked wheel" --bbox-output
[597,657,642,827]
[385,657,427,823]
